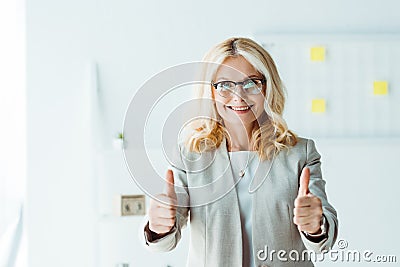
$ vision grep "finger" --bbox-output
[294,196,312,207]
[150,217,176,228]
[164,169,177,199]
[298,167,310,197]
[293,214,314,225]
[297,223,311,232]
[155,194,177,208]
[297,222,320,233]
[149,224,174,234]
[294,206,322,217]
[293,206,314,217]
[154,206,176,219]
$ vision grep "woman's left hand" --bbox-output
[293,167,323,234]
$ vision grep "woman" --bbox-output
[142,37,338,267]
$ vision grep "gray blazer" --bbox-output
[143,137,338,267]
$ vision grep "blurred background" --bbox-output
[1,0,400,266]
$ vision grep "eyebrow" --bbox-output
[215,74,262,81]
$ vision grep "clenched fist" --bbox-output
[148,169,177,235]
[293,167,323,234]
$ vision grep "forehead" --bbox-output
[214,56,260,80]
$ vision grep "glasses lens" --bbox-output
[217,81,235,97]
[243,79,262,94]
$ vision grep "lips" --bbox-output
[227,105,253,111]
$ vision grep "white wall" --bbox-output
[0,0,26,266]
[26,0,400,266]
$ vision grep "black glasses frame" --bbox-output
[211,77,266,97]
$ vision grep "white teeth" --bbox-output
[230,106,250,111]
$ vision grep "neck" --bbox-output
[224,121,257,151]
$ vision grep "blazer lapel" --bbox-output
[204,138,243,265]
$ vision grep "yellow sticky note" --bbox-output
[310,46,325,61]
[373,81,388,95]
[311,99,326,113]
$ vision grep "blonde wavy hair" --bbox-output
[183,37,298,161]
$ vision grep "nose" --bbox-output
[231,85,246,102]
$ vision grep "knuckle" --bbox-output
[296,196,306,204]
[149,200,157,208]
[149,223,157,231]
[149,208,157,218]
[317,209,323,216]
[169,209,176,217]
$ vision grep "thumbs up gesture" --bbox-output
[293,167,323,234]
[148,170,177,235]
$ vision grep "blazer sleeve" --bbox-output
[141,145,190,252]
[303,138,339,252]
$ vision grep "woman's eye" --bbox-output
[220,82,233,90]
[243,80,256,90]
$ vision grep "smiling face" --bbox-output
[213,56,266,129]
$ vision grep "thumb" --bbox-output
[298,167,310,197]
[164,169,176,199]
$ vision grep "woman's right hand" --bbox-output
[148,169,177,235]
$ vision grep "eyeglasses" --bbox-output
[211,77,266,98]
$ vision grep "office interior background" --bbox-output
[0,0,399,266]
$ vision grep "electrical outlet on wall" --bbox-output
[115,195,146,216]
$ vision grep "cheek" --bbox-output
[256,97,266,112]
[214,97,227,113]
[251,98,266,120]
[215,102,226,117]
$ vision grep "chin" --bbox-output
[223,115,257,126]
